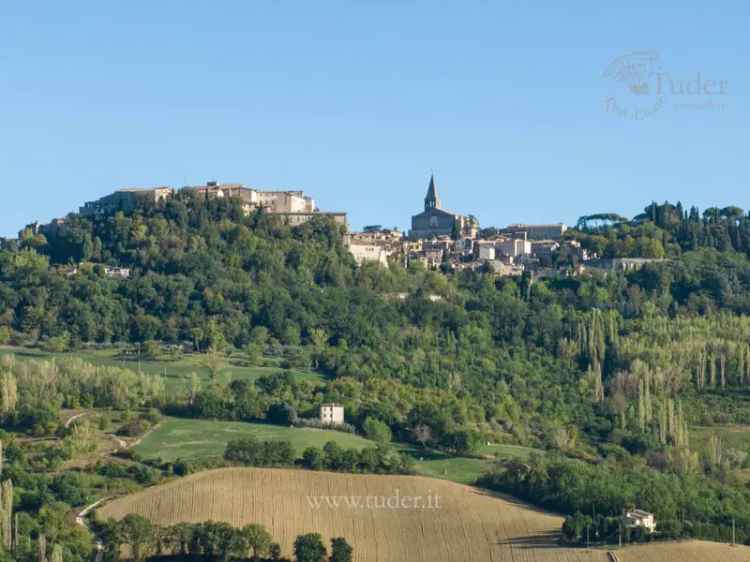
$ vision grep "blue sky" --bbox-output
[0,1,747,236]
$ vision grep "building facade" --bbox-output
[502,223,568,241]
[80,187,174,216]
[81,182,345,226]
[320,404,345,426]
[624,509,656,533]
[346,228,404,267]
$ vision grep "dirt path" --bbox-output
[76,497,110,562]
[64,411,88,428]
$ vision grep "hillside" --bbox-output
[3,196,750,553]
[97,467,750,562]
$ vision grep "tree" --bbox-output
[241,523,272,562]
[301,447,325,470]
[197,521,243,562]
[49,544,63,562]
[294,533,326,562]
[118,514,154,562]
[267,402,298,426]
[329,537,353,562]
[1,480,12,551]
[269,543,283,561]
[245,342,264,367]
[362,418,391,443]
[412,424,432,448]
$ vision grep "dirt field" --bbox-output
[97,468,750,562]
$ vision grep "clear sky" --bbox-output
[1,1,747,237]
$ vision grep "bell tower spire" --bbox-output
[424,174,440,210]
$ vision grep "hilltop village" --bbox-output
[346,176,658,277]
[26,177,659,279]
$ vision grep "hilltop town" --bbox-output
[20,176,662,280]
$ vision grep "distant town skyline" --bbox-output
[2,172,744,239]
[2,1,747,237]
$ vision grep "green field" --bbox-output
[134,417,538,485]
[0,345,324,391]
[407,443,538,484]
[133,417,377,462]
[690,425,750,452]
[410,453,490,484]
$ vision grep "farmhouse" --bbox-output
[104,266,131,279]
[320,404,345,426]
[624,509,656,533]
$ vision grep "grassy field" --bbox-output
[134,417,377,462]
[0,345,324,390]
[98,467,750,562]
[690,425,750,452]
[134,417,537,485]
[408,452,489,484]
[406,443,537,485]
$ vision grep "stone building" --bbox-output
[501,223,568,241]
[183,182,256,202]
[346,228,404,267]
[80,187,174,216]
[409,176,477,240]
[274,211,347,226]
[257,190,315,213]
[496,237,532,258]
[624,509,656,533]
[320,404,345,426]
[81,181,345,226]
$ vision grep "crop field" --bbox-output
[616,540,750,562]
[0,345,324,390]
[133,417,377,461]
[98,467,750,562]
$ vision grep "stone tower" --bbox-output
[424,175,441,210]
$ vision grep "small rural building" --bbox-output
[320,404,345,426]
[104,267,131,279]
[624,509,656,533]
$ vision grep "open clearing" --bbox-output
[133,417,377,461]
[691,424,750,451]
[402,444,536,485]
[133,417,538,485]
[97,468,750,562]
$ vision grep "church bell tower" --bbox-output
[424,175,441,210]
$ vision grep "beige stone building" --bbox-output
[624,509,656,533]
[80,187,174,216]
[346,228,405,267]
[502,223,568,241]
[81,181,345,226]
[320,404,345,426]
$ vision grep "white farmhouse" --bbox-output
[624,509,656,533]
[320,403,345,426]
